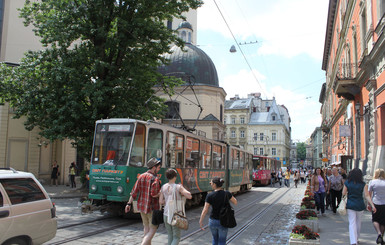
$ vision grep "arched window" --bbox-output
[181,31,186,42]
[188,32,192,43]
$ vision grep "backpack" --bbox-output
[219,191,236,228]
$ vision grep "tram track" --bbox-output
[180,188,279,241]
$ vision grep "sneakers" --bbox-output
[376,234,383,244]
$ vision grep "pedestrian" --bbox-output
[310,167,327,216]
[300,170,305,184]
[69,162,77,188]
[50,160,59,187]
[325,168,332,210]
[271,170,276,187]
[159,169,192,245]
[199,177,237,245]
[368,168,385,244]
[342,168,375,245]
[294,171,300,188]
[277,168,283,187]
[329,167,344,214]
[125,158,162,245]
[284,169,291,187]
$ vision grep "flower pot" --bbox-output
[289,237,320,245]
[294,219,319,232]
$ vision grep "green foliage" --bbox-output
[80,169,88,184]
[297,142,306,160]
[0,0,202,157]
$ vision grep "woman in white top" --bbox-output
[368,168,385,244]
[159,169,192,245]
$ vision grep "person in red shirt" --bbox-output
[125,158,161,245]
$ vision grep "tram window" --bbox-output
[232,149,239,169]
[0,191,3,206]
[239,152,244,169]
[147,128,163,164]
[200,141,212,169]
[186,137,199,168]
[213,144,222,169]
[166,132,184,168]
[129,124,146,167]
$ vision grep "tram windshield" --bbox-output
[91,123,134,166]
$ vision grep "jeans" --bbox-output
[164,215,181,245]
[278,177,282,186]
[271,178,275,187]
[209,218,228,245]
[330,189,342,213]
[284,179,290,187]
[314,192,326,214]
[347,209,363,244]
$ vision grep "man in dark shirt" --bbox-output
[271,170,276,187]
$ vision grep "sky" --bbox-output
[196,0,329,142]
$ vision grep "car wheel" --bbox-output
[3,237,29,245]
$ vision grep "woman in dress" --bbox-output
[50,160,59,186]
[368,168,385,244]
[342,168,375,245]
[311,167,327,216]
[199,177,237,245]
[159,169,192,245]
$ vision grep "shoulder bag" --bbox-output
[337,195,347,215]
[219,191,237,228]
[171,184,189,230]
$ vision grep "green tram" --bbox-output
[88,118,253,215]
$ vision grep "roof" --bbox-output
[158,43,219,87]
[322,0,338,71]
[224,98,253,110]
[202,114,219,121]
[177,21,193,30]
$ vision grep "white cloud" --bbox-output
[198,0,329,60]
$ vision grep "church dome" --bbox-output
[158,43,219,87]
[178,21,193,30]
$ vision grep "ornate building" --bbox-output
[224,93,291,167]
[320,0,385,176]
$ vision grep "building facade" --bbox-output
[310,127,323,168]
[320,0,385,176]
[224,93,291,167]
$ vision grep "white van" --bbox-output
[0,168,57,245]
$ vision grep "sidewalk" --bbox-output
[318,208,377,245]
[43,184,88,199]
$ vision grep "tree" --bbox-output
[0,0,202,157]
[297,142,306,161]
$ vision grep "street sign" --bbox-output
[322,158,328,162]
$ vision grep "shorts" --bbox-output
[140,211,158,229]
[372,204,385,226]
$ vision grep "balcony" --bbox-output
[334,63,360,100]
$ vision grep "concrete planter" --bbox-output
[294,219,319,232]
[289,237,320,245]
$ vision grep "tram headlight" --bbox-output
[117,186,123,193]
[91,184,97,192]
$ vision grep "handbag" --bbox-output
[152,208,164,226]
[170,185,188,230]
[219,191,237,228]
[337,195,347,215]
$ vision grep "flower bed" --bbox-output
[296,210,317,220]
[289,225,320,245]
[301,196,315,209]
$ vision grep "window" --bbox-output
[240,117,245,124]
[166,132,184,168]
[260,133,264,141]
[272,115,276,121]
[360,6,367,54]
[220,105,223,123]
[272,132,277,141]
[231,130,236,138]
[213,144,223,169]
[272,148,277,156]
[0,178,46,205]
[254,148,258,155]
[259,148,264,156]
[239,152,244,169]
[188,32,192,43]
[224,118,226,125]
[254,133,258,140]
[181,31,187,42]
[167,20,172,30]
[130,123,146,166]
[0,0,4,50]
[165,101,180,119]
[0,190,3,206]
[232,149,239,169]
[201,141,212,168]
[231,118,235,124]
[186,137,199,168]
[147,128,163,162]
[240,130,245,138]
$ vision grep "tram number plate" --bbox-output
[102,186,112,191]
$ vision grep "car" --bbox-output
[0,168,57,245]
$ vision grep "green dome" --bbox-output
[178,21,193,30]
[158,43,219,87]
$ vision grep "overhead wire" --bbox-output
[213,0,267,98]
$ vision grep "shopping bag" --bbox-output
[337,195,347,215]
